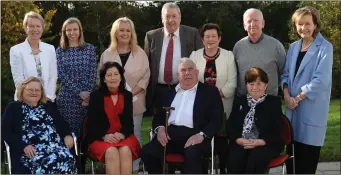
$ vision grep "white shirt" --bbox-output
[158,27,181,84]
[168,83,198,128]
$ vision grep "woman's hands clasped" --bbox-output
[236,138,266,149]
[103,132,125,144]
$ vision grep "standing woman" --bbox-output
[98,17,150,172]
[189,23,237,173]
[56,17,97,134]
[10,11,58,102]
[281,6,333,174]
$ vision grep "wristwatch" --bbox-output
[198,131,207,138]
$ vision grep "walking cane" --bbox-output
[162,106,175,174]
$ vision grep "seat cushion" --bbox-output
[267,154,289,168]
[166,154,185,163]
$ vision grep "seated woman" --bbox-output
[86,61,140,174]
[1,77,76,174]
[226,67,284,174]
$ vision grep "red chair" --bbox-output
[266,115,295,174]
[147,129,216,174]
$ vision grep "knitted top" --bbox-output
[233,34,286,96]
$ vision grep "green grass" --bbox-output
[1,100,339,173]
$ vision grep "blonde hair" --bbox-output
[17,77,47,103]
[291,6,321,38]
[109,17,137,53]
[60,17,86,49]
[23,11,45,30]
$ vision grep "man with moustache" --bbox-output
[233,8,286,99]
[144,2,203,116]
[140,58,223,173]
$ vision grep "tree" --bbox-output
[1,1,56,112]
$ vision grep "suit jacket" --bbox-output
[189,48,237,119]
[1,101,72,173]
[144,25,204,113]
[98,46,150,116]
[227,95,284,145]
[280,33,333,146]
[10,39,58,101]
[86,89,133,145]
[152,82,223,138]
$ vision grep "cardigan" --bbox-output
[189,47,237,119]
[86,89,133,145]
[1,101,72,173]
[227,95,284,145]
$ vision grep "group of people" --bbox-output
[1,2,333,174]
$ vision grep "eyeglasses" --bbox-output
[24,88,42,93]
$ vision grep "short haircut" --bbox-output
[23,11,45,30]
[17,77,47,103]
[178,57,197,69]
[99,62,126,95]
[109,17,138,53]
[291,6,322,38]
[243,8,264,23]
[244,67,269,85]
[200,23,222,38]
[60,17,86,49]
[161,2,181,17]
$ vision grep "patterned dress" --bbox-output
[21,103,76,174]
[56,44,97,134]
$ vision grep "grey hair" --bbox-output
[179,57,197,69]
[161,2,181,17]
[23,11,45,29]
[243,8,264,23]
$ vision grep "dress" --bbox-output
[88,93,141,163]
[56,44,97,133]
[20,103,76,174]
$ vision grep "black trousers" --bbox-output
[140,125,211,174]
[286,141,321,174]
[227,142,283,174]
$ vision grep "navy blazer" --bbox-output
[152,82,224,138]
[1,101,72,174]
[86,89,133,145]
[227,95,284,145]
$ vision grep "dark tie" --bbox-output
[164,33,174,84]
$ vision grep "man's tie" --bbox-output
[164,33,174,84]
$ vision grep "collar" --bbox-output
[25,38,42,53]
[175,82,198,92]
[164,27,180,38]
[247,33,264,44]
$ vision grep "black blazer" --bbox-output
[152,82,224,138]
[86,89,133,145]
[1,101,72,174]
[144,25,204,115]
[227,95,284,145]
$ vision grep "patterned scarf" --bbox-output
[242,93,267,138]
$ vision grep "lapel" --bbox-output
[123,52,140,76]
[215,48,226,82]
[154,29,164,73]
[294,33,324,82]
[38,40,50,81]
[192,82,204,126]
[179,26,186,57]
[289,41,301,84]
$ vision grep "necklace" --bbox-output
[301,41,313,51]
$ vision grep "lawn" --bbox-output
[1,100,339,173]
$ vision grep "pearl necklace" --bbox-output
[301,41,313,51]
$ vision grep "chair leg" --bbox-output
[282,164,286,174]
[91,160,95,174]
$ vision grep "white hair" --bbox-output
[179,57,197,69]
[161,2,181,17]
[23,11,45,29]
[243,8,264,23]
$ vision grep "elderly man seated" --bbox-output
[140,58,223,173]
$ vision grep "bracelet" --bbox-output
[296,95,302,101]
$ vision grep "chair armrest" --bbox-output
[72,132,78,156]
[4,141,12,174]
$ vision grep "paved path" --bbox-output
[269,161,340,174]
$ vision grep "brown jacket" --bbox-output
[97,46,150,116]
